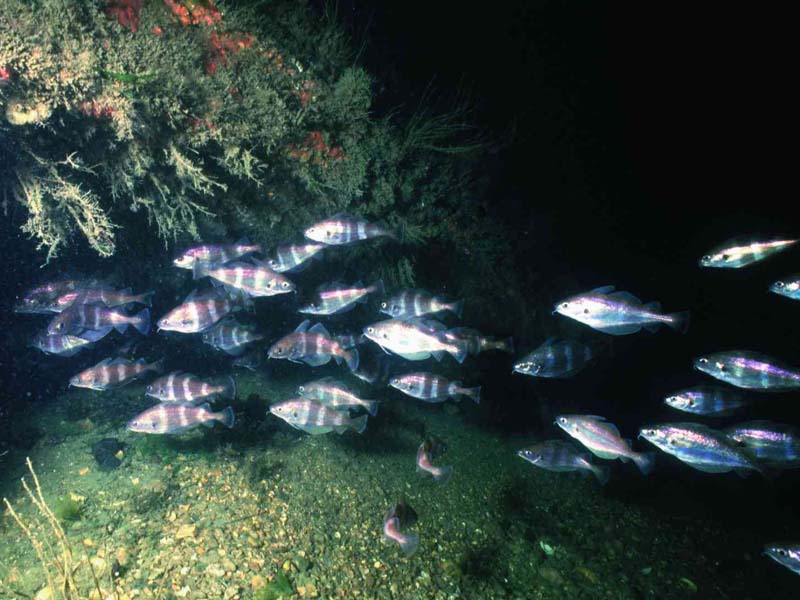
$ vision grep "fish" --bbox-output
[769,275,800,300]
[724,421,800,468]
[69,357,163,391]
[389,372,480,404]
[699,237,797,269]
[193,260,295,297]
[554,286,689,335]
[513,338,595,378]
[48,287,154,312]
[555,414,654,474]
[145,372,236,403]
[298,280,383,316]
[363,318,468,363]
[48,303,150,336]
[304,214,395,246]
[296,377,379,416]
[335,332,368,349]
[127,401,235,434]
[268,398,368,434]
[201,319,264,355]
[444,327,513,355]
[29,332,93,357]
[383,501,419,557]
[350,345,394,385]
[639,423,764,475]
[268,320,359,371]
[663,385,749,415]
[763,543,800,576]
[517,440,610,485]
[416,440,453,484]
[693,351,800,391]
[266,242,325,273]
[15,278,97,313]
[173,239,262,269]
[379,289,463,319]
[158,289,245,334]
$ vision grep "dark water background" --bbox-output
[1,0,797,594]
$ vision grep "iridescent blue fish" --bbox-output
[764,543,800,576]
[694,351,800,391]
[513,338,595,378]
[663,385,749,416]
[699,237,797,269]
[518,440,609,484]
[724,421,800,469]
[770,275,800,300]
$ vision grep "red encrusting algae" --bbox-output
[105,0,143,32]
[80,100,115,119]
[204,32,255,75]
[164,0,222,27]
[287,131,345,168]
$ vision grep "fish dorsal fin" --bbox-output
[644,301,661,312]
[295,319,311,333]
[316,281,343,293]
[590,285,615,295]
[608,291,641,305]
[308,322,331,337]
[96,358,114,367]
[314,376,337,384]
[108,357,131,366]
[184,289,200,303]
[120,287,132,296]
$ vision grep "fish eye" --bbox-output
[292,411,298,418]
[778,549,787,556]
[775,281,785,288]
[267,281,274,288]
[151,422,156,429]
[559,417,567,424]
[281,282,290,288]
[367,327,375,334]
[276,347,283,354]
[702,254,711,262]
[561,302,568,309]
[380,302,387,309]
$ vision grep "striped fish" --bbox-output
[304,214,395,246]
[664,385,749,415]
[444,327,513,355]
[201,319,264,355]
[146,372,236,403]
[389,372,480,404]
[296,377,379,415]
[517,440,610,485]
[268,398,368,434]
[380,289,463,319]
[157,289,244,333]
[16,278,97,313]
[48,303,150,336]
[770,275,800,301]
[127,401,235,434]
[513,338,595,378]
[363,318,468,363]
[70,357,163,391]
[193,260,295,297]
[555,286,690,335]
[49,287,154,312]
[700,237,797,269]
[267,242,325,273]
[724,421,800,468]
[173,239,262,269]
[268,320,359,371]
[299,280,383,316]
[694,351,800,391]
[29,332,93,356]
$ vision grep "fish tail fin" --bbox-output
[593,464,611,485]
[448,299,464,318]
[350,414,368,434]
[345,347,360,372]
[634,451,656,475]
[434,465,454,485]
[363,400,380,417]
[215,406,236,428]
[449,340,468,364]
[667,311,691,334]
[458,384,480,404]
[399,533,419,556]
[498,336,515,353]
[370,279,385,296]
[220,375,236,399]
[133,308,150,335]
[134,291,155,307]
[148,358,165,373]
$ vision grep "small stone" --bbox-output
[176,524,197,540]
[82,538,94,547]
[373,561,382,570]
[222,557,236,573]
[78,467,90,476]
[250,575,265,590]
[282,560,292,572]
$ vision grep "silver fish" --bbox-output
[639,422,763,474]
[362,318,467,363]
[556,414,654,474]
[699,238,797,269]
[296,377,379,415]
[201,319,264,355]
[517,440,609,484]
[764,543,800,576]
[127,402,235,434]
[193,260,295,297]
[70,357,163,391]
[694,351,800,391]
[724,421,800,468]
[379,289,463,319]
[555,286,689,335]
[268,320,359,371]
[389,372,480,403]
[770,275,800,301]
[30,332,93,356]
[304,214,394,246]
[173,239,261,269]
[268,398,367,434]
[513,338,595,378]
[299,280,383,316]
[266,242,325,273]
[663,385,749,415]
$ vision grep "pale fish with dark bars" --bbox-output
[296,377,379,416]
[173,239,262,269]
[193,260,295,297]
[555,286,690,335]
[266,242,325,273]
[639,422,764,475]
[268,320,359,371]
[127,402,235,434]
[70,357,163,391]
[379,288,463,319]
[663,385,750,416]
[699,237,797,269]
[443,327,513,355]
[693,350,800,391]
[157,289,246,334]
[146,372,236,403]
[46,286,153,313]
[389,372,480,403]
[517,440,610,485]
[513,337,595,378]
[201,318,264,355]
[556,414,655,474]
[724,421,800,469]
[304,214,395,246]
[268,398,368,434]
[48,303,150,337]
[29,332,94,357]
[299,280,383,316]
